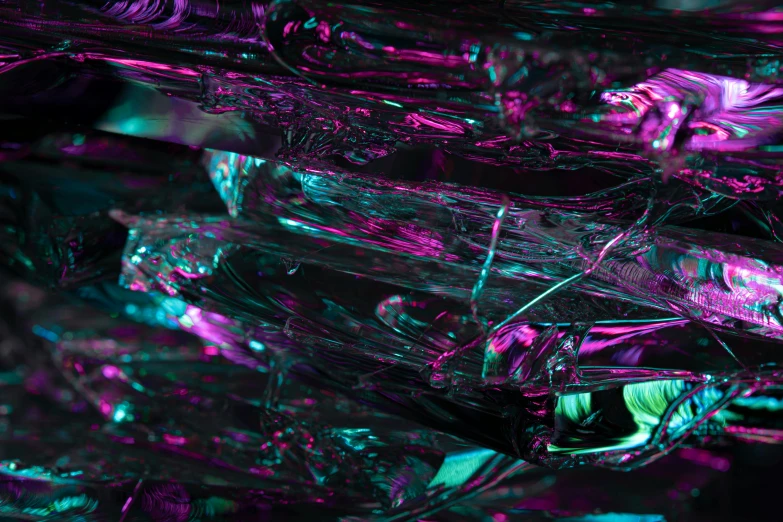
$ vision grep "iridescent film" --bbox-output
[1,1,783,520]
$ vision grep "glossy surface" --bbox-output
[3,1,783,520]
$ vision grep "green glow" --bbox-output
[550,381,694,455]
[427,448,497,489]
[556,393,592,424]
[550,431,652,456]
[624,380,686,430]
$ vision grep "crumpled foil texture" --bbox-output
[2,1,783,520]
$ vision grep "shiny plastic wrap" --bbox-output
[3,0,783,520]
